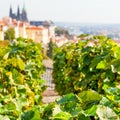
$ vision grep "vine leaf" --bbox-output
[96,60,106,69]
[96,105,119,120]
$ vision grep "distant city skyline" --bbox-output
[1,0,120,23]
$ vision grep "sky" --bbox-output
[1,0,120,23]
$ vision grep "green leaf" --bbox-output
[42,103,56,119]
[17,59,25,70]
[21,110,34,120]
[34,95,42,104]
[31,107,41,120]
[77,114,91,120]
[99,97,112,108]
[96,60,106,69]
[0,101,19,118]
[57,93,78,104]
[12,69,22,84]
[53,111,71,120]
[78,90,102,109]
[84,105,97,116]
[103,85,120,95]
[90,56,101,70]
[3,52,9,60]
[112,45,120,59]
[78,90,102,103]
[17,85,26,94]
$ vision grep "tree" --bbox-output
[47,41,57,59]
[4,27,15,41]
[55,27,70,39]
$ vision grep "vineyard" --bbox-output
[0,36,120,119]
[52,36,120,119]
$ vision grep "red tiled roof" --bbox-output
[26,26,46,30]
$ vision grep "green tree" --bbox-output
[47,41,57,59]
[78,34,90,40]
[55,27,70,39]
[4,27,15,41]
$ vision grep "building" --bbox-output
[0,4,56,45]
[9,4,28,22]
[26,26,49,44]
[30,20,56,39]
[0,21,4,40]
[0,17,51,45]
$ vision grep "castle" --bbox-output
[9,5,28,22]
[0,4,58,45]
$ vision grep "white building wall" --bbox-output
[41,29,49,45]
[14,26,19,38]
[48,26,55,38]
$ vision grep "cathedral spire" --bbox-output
[21,3,28,22]
[22,2,26,12]
[8,3,28,22]
[17,5,20,20]
[9,4,13,18]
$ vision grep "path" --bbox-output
[42,59,60,103]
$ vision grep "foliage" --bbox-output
[4,28,15,41]
[55,90,120,120]
[47,41,58,59]
[20,35,120,119]
[53,35,120,95]
[21,89,120,120]
[0,38,46,119]
[78,34,90,39]
[1,35,120,119]
[51,35,120,119]
[55,27,70,39]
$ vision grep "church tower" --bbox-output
[21,4,28,22]
[17,5,20,21]
[9,5,13,18]
[9,4,28,22]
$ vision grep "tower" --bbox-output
[9,4,28,22]
[9,5,13,18]
[21,4,28,22]
[17,5,20,21]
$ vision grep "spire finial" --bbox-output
[9,4,13,18]
[17,5,20,20]
[22,1,26,11]
[21,1,28,22]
